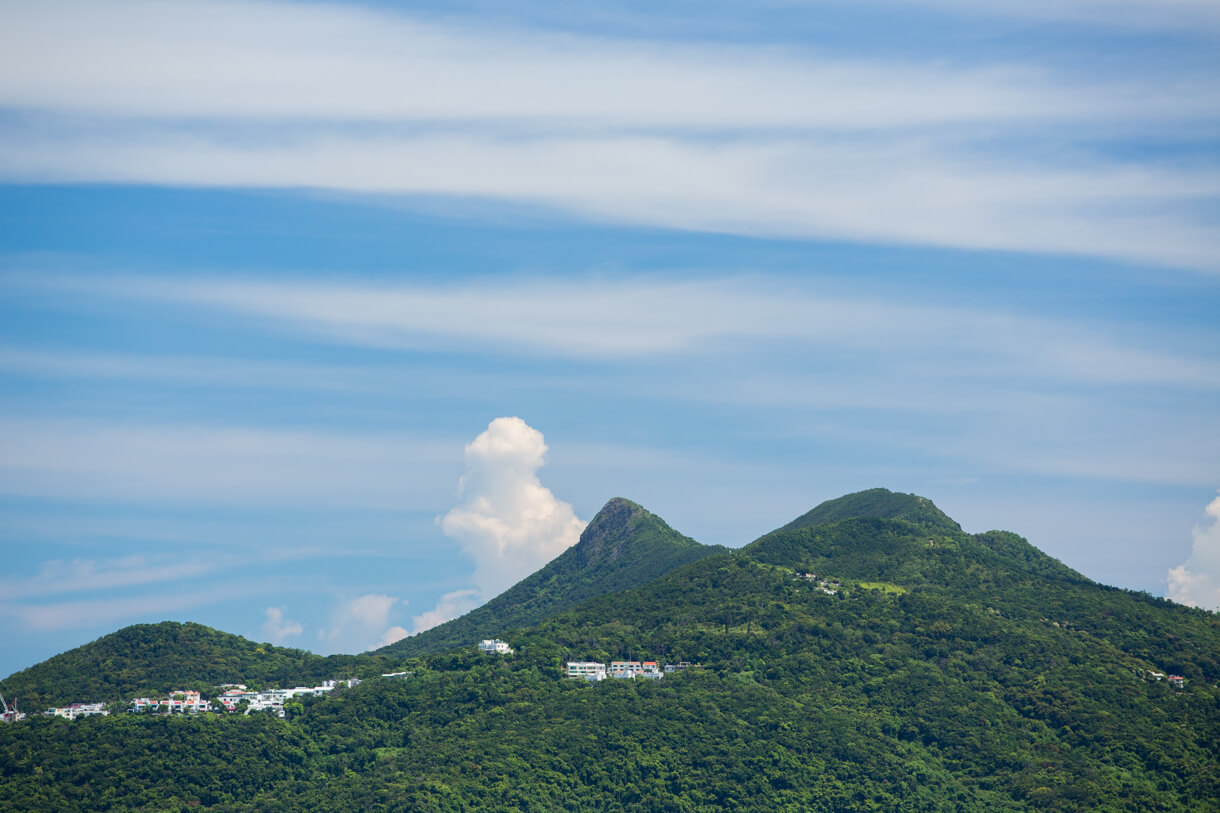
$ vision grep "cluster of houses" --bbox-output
[796,573,840,595]
[132,679,362,718]
[130,689,213,714]
[1148,671,1186,689]
[1,678,366,724]
[566,660,694,682]
[10,639,703,722]
[46,702,109,721]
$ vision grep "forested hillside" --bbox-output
[2,490,1217,811]
[0,622,386,709]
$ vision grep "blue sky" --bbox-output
[1,0,1219,678]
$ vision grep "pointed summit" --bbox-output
[379,498,723,657]
[569,497,701,569]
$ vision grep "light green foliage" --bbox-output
[859,581,908,594]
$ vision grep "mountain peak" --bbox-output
[781,488,961,534]
[574,497,658,565]
[379,497,719,657]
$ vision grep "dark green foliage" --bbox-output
[0,622,387,709]
[778,488,962,534]
[0,713,319,811]
[379,497,725,657]
[3,490,1219,811]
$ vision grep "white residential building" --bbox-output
[50,702,109,720]
[479,639,514,654]
[609,661,643,678]
[566,662,607,681]
[639,662,664,680]
[130,690,211,714]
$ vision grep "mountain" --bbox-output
[378,497,725,656]
[0,622,384,709]
[2,490,1217,811]
[750,488,1088,586]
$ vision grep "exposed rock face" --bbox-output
[575,497,645,566]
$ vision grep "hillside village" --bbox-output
[6,620,1194,724]
[481,638,698,683]
[31,677,368,721]
[3,639,705,722]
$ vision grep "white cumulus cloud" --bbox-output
[375,625,410,649]
[411,589,482,636]
[261,606,303,642]
[441,417,585,599]
[319,592,404,651]
[1167,494,1220,612]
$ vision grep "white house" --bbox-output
[479,639,514,654]
[609,661,644,679]
[50,702,109,720]
[566,662,607,681]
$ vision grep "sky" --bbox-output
[1,0,1218,678]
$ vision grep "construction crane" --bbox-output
[0,690,25,723]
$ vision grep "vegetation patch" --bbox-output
[860,581,908,595]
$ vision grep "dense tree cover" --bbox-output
[0,622,390,709]
[0,713,319,811]
[380,498,725,657]
[2,489,1218,810]
[777,489,963,535]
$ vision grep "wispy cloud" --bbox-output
[410,589,482,636]
[318,593,405,652]
[2,1,1206,125]
[0,554,221,601]
[873,0,1220,31]
[0,416,458,507]
[16,273,1218,389]
[0,345,389,392]
[3,132,1216,272]
[0,585,255,631]
[0,1,1215,270]
[262,606,303,642]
